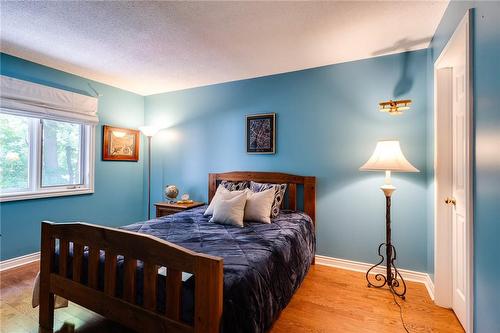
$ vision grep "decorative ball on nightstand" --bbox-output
[165,185,179,202]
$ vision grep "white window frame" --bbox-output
[0,115,95,202]
[0,75,98,202]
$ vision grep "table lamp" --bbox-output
[360,140,419,299]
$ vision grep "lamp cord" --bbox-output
[390,288,410,333]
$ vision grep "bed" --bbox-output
[39,171,316,333]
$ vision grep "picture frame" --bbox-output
[102,125,140,161]
[246,113,276,154]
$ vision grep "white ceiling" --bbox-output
[0,1,448,96]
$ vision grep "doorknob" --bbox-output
[445,197,456,206]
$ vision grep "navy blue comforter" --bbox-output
[122,206,315,333]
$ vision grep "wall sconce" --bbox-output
[379,99,411,115]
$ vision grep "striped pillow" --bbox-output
[250,181,287,218]
[220,180,249,191]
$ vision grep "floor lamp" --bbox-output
[139,126,160,219]
[360,140,419,299]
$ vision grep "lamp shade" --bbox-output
[139,126,160,137]
[360,140,419,172]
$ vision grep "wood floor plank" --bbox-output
[0,261,464,333]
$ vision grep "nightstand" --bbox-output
[154,201,205,218]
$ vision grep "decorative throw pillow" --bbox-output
[204,185,247,216]
[209,193,247,228]
[244,188,275,223]
[220,180,249,191]
[250,181,287,218]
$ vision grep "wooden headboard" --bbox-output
[208,171,316,227]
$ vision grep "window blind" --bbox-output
[0,75,99,124]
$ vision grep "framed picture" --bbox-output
[246,113,276,154]
[102,125,140,161]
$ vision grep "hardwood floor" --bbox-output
[271,265,463,333]
[0,261,463,333]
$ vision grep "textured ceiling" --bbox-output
[0,1,448,96]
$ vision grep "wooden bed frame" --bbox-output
[39,171,316,333]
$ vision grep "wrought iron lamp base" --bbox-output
[365,189,407,300]
[366,242,407,299]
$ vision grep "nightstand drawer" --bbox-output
[154,201,205,218]
[156,206,182,218]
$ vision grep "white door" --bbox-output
[434,10,472,332]
[451,61,467,329]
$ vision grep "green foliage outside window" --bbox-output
[0,113,29,191]
[42,119,82,187]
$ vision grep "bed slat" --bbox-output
[166,268,182,320]
[104,252,117,296]
[88,247,100,289]
[123,258,137,303]
[143,263,158,311]
[72,243,84,283]
[288,183,297,210]
[59,239,69,278]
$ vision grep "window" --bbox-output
[0,75,97,202]
[0,113,94,201]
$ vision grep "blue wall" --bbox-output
[430,1,500,331]
[144,50,430,272]
[0,53,146,260]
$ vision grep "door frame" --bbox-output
[433,10,473,332]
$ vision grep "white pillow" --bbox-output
[244,188,275,223]
[204,185,247,216]
[209,193,247,227]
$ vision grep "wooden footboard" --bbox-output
[39,221,223,333]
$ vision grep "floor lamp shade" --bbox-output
[360,140,419,173]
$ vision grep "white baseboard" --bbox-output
[424,273,435,300]
[0,252,40,272]
[315,255,435,300]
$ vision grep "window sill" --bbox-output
[0,187,94,202]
